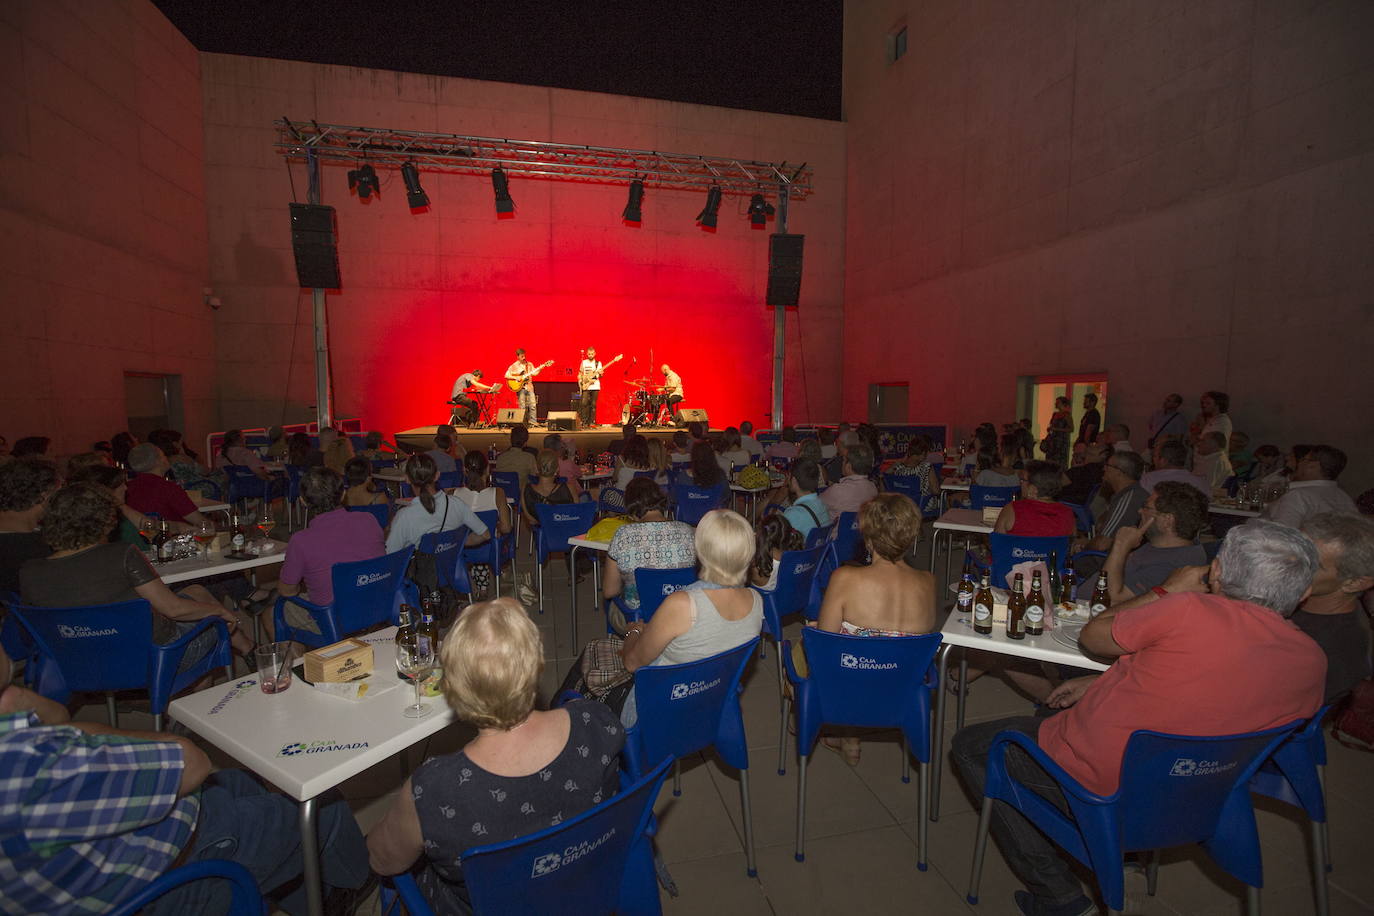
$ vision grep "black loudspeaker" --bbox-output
[289,203,341,289]
[766,233,804,307]
[546,411,579,431]
[678,408,709,424]
[496,408,527,427]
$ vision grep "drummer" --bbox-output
[661,363,685,423]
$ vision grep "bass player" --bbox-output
[504,348,552,423]
[576,347,623,428]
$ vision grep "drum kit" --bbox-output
[623,378,675,427]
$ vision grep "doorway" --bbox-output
[124,372,184,439]
[1016,374,1107,447]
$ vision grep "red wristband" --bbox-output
[1151,586,1168,598]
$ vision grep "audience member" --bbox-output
[263,424,288,459]
[124,443,210,529]
[644,438,671,487]
[1191,390,1233,447]
[1087,481,1210,603]
[612,435,654,489]
[1041,398,1072,467]
[452,451,513,537]
[1146,393,1187,448]
[318,427,354,474]
[341,456,389,507]
[820,442,878,516]
[367,599,622,912]
[1101,423,1134,453]
[606,423,637,458]
[1058,442,1107,505]
[619,509,763,726]
[887,435,941,511]
[65,451,111,477]
[546,433,584,499]
[766,426,801,461]
[20,483,250,661]
[955,520,1325,916]
[521,449,576,529]
[1075,392,1100,445]
[686,420,707,443]
[69,464,153,546]
[492,425,537,479]
[1263,444,1356,528]
[823,430,857,482]
[994,461,1075,537]
[148,428,213,489]
[286,431,324,469]
[358,430,398,460]
[1248,444,1286,486]
[214,429,266,476]
[425,432,461,476]
[818,427,838,460]
[0,459,58,594]
[738,420,764,458]
[976,436,1022,488]
[750,514,804,590]
[782,457,831,538]
[716,427,751,475]
[682,440,726,489]
[110,431,138,469]
[1140,438,1209,498]
[0,644,371,915]
[796,439,829,487]
[669,430,693,464]
[1077,451,1148,553]
[12,437,51,460]
[1296,513,1374,703]
[387,454,488,554]
[1228,431,1254,479]
[603,478,695,630]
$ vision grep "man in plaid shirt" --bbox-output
[0,646,372,914]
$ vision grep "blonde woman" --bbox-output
[646,437,671,483]
[367,598,624,911]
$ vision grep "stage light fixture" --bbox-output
[347,163,380,200]
[491,167,515,215]
[696,186,722,229]
[622,179,645,224]
[747,193,774,229]
[400,160,429,209]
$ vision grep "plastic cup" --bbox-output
[255,642,293,694]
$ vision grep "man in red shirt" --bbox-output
[124,443,210,532]
[952,520,1326,916]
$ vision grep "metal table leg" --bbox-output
[299,796,323,916]
[569,544,580,636]
[931,644,949,822]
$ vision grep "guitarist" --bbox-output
[577,347,623,428]
[504,348,550,424]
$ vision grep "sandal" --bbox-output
[821,737,861,767]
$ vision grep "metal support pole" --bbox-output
[770,187,789,430]
[307,151,334,431]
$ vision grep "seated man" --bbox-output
[820,442,878,517]
[124,443,211,531]
[276,468,387,637]
[1058,442,1107,506]
[766,426,801,461]
[738,420,764,459]
[1101,423,1135,453]
[782,458,830,538]
[0,459,58,595]
[955,520,1325,916]
[669,430,693,464]
[1083,481,1210,603]
[1140,437,1209,498]
[1263,444,1357,528]
[605,423,636,458]
[823,430,857,483]
[1191,431,1233,492]
[1296,513,1374,702]
[492,424,539,480]
[423,433,459,475]
[0,646,371,914]
[1075,451,1148,554]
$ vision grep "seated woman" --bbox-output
[340,456,388,508]
[715,427,752,476]
[452,451,513,537]
[619,509,763,726]
[286,432,324,469]
[366,598,623,912]
[680,440,726,490]
[386,455,489,553]
[645,438,672,483]
[521,449,576,530]
[886,435,942,510]
[358,430,399,461]
[806,493,935,764]
[993,460,1075,537]
[19,482,251,665]
[611,435,654,490]
[263,424,288,459]
[603,478,695,631]
[975,434,1021,488]
[68,464,151,546]
[797,439,829,486]
[749,514,803,589]
[214,429,270,481]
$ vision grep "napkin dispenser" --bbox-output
[981,507,1001,525]
[303,638,373,683]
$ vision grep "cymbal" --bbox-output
[624,377,651,386]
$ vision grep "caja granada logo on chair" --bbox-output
[355,571,391,587]
[530,829,617,877]
[670,677,722,700]
[57,624,118,638]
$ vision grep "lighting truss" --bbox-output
[275,119,813,200]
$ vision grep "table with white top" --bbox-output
[565,535,610,634]
[191,494,232,517]
[170,627,452,916]
[371,468,408,497]
[928,508,994,597]
[929,608,1111,821]
[938,479,971,514]
[159,540,289,586]
[1208,502,1261,518]
[729,480,783,522]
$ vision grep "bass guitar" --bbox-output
[578,353,624,391]
[506,360,554,392]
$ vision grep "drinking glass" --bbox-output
[138,514,158,542]
[193,519,217,563]
[255,506,275,545]
[255,642,293,694]
[396,642,435,718]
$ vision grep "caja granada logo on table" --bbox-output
[208,680,260,715]
[278,738,370,757]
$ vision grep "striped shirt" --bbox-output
[0,711,198,914]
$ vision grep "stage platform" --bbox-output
[395,424,708,455]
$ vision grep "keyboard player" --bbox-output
[449,369,498,426]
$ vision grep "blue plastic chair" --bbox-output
[416,525,472,595]
[491,471,524,547]
[633,469,659,480]
[380,756,674,916]
[346,503,391,531]
[624,638,761,877]
[672,482,727,526]
[1250,706,1333,916]
[803,520,836,550]
[272,547,415,647]
[224,465,283,510]
[598,486,627,516]
[463,508,515,597]
[107,860,266,916]
[437,470,462,491]
[967,722,1305,913]
[969,484,1020,509]
[607,566,697,632]
[783,628,943,865]
[284,465,305,528]
[882,472,926,508]
[751,545,826,773]
[370,458,398,471]
[816,511,863,593]
[533,502,598,615]
[8,599,232,731]
[967,533,1071,587]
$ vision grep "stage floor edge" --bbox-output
[395,425,716,454]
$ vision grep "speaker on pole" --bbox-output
[289,203,341,289]
[766,233,804,307]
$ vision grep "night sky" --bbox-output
[153,0,844,121]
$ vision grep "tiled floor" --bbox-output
[76,538,1374,915]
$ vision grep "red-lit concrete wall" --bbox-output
[201,55,845,436]
[0,0,214,456]
[843,2,1374,490]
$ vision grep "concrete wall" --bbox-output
[201,55,846,436]
[843,0,1374,490]
[0,0,214,457]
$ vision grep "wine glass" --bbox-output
[255,506,275,545]
[138,514,158,543]
[396,641,435,719]
[193,519,217,563]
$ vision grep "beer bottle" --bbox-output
[229,514,247,553]
[1090,572,1111,617]
[1025,571,1046,636]
[1006,572,1026,640]
[1062,560,1079,601]
[396,605,417,679]
[956,571,975,616]
[973,572,994,635]
[417,596,440,658]
[151,519,169,563]
[1047,551,1063,605]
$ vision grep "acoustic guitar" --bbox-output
[578,353,624,391]
[506,360,554,392]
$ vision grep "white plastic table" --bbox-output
[929,610,1110,821]
[191,494,232,517]
[729,481,781,522]
[170,628,453,916]
[938,479,970,514]
[565,535,610,634]
[929,508,994,595]
[159,540,289,585]
[1209,503,1261,518]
